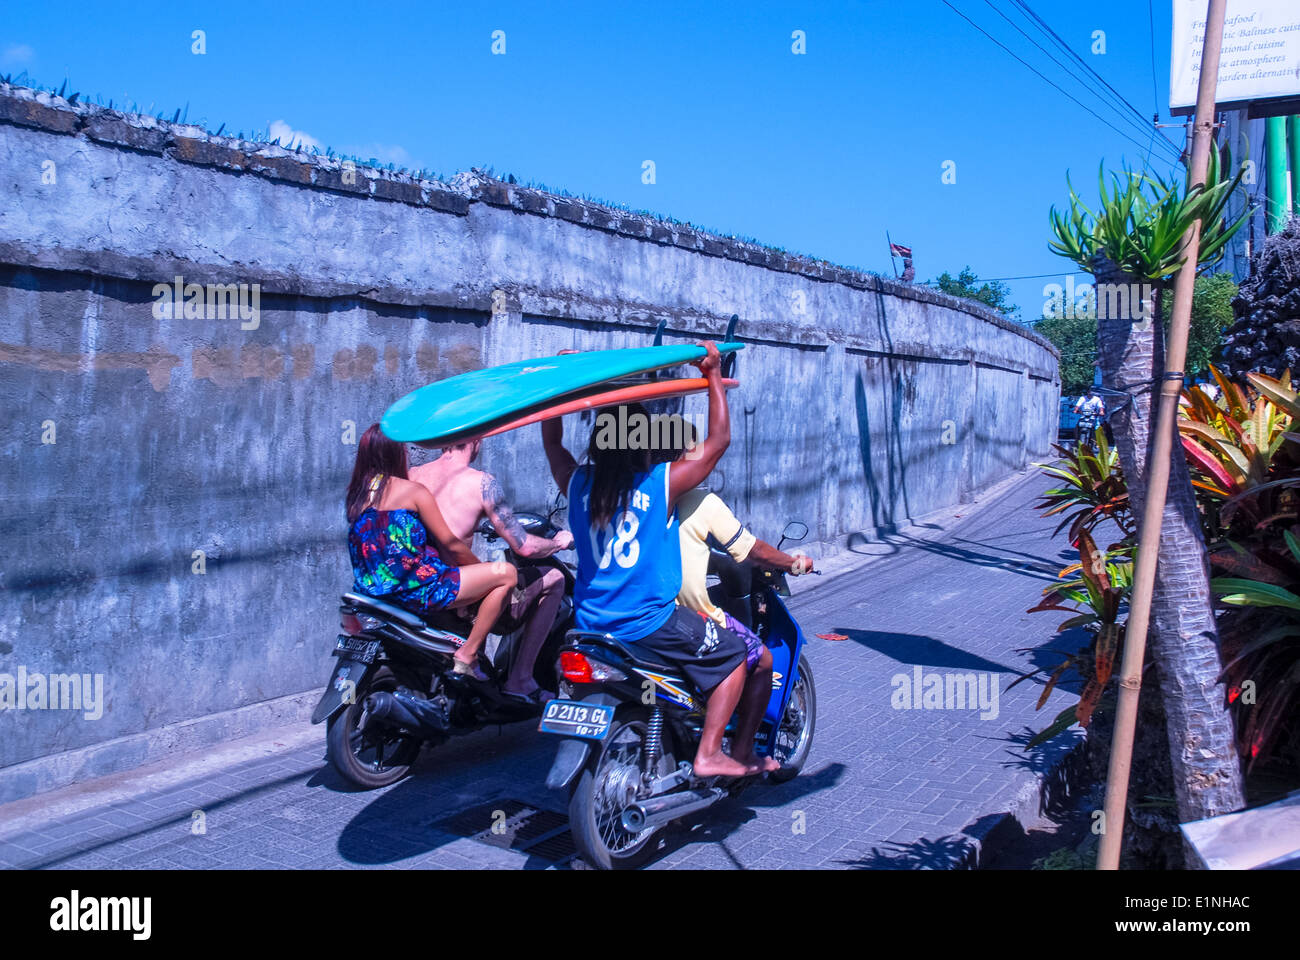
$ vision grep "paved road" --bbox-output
[0,469,1085,870]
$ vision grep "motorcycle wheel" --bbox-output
[325,666,424,789]
[768,654,816,783]
[568,710,664,870]
[1075,418,1096,447]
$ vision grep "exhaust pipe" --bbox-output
[621,786,725,832]
[364,690,449,738]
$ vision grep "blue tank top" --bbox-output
[568,461,681,640]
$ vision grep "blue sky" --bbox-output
[1,0,1186,320]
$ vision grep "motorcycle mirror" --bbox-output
[781,520,808,545]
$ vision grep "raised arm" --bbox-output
[541,416,578,494]
[668,340,729,507]
[481,472,573,557]
[411,483,479,567]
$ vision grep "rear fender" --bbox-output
[544,690,619,790]
[311,658,376,725]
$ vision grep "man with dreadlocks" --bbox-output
[541,342,770,778]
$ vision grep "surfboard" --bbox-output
[382,342,743,445]
[423,376,738,447]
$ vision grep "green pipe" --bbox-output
[1290,116,1300,218]
[1266,115,1288,233]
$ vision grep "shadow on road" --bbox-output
[856,530,1063,583]
[327,736,844,868]
[1011,626,1092,693]
[646,761,848,868]
[839,813,1008,869]
[835,628,1024,675]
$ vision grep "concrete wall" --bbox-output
[0,84,1058,801]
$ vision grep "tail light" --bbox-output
[340,608,364,636]
[560,651,625,683]
[560,651,593,683]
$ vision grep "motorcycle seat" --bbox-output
[341,592,470,640]
[565,630,680,676]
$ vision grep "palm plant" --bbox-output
[1049,151,1246,281]
[1048,151,1249,823]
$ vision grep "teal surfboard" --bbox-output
[382,342,743,445]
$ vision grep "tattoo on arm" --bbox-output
[482,473,527,547]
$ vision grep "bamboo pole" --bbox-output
[1096,0,1227,871]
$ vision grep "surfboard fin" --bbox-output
[722,314,739,378]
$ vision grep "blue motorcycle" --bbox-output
[542,521,817,869]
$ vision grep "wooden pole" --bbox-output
[1095,0,1227,871]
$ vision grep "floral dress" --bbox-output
[348,476,461,615]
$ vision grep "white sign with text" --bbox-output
[1171,0,1300,111]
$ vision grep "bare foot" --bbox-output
[692,751,751,778]
[734,753,781,775]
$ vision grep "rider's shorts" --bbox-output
[721,612,763,670]
[630,607,747,694]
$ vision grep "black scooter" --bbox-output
[312,508,575,789]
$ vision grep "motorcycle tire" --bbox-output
[568,708,665,870]
[326,666,424,789]
[769,653,816,784]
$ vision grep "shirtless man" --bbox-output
[410,440,574,702]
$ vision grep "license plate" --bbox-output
[334,635,380,664]
[539,699,614,740]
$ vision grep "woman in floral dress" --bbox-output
[346,423,516,680]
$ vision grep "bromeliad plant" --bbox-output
[1180,368,1300,585]
[1013,531,1133,747]
[1174,366,1300,769]
[1179,366,1295,537]
[1212,530,1300,770]
[1033,427,1134,543]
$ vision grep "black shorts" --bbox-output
[630,606,747,694]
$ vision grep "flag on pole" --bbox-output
[889,242,912,259]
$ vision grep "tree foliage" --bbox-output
[1034,273,1237,395]
[1034,312,1097,395]
[931,266,1019,319]
[1164,272,1237,384]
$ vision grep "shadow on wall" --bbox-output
[852,280,914,540]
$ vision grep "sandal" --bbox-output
[502,687,556,707]
[452,657,489,682]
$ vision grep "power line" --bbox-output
[940,1,1180,162]
[920,270,1087,283]
[1145,0,1161,168]
[980,0,1182,165]
[1011,0,1185,161]
[1146,0,1160,115]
